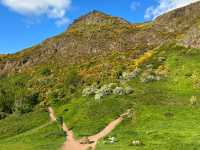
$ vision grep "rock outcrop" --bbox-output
[1,1,200,75]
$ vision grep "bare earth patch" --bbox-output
[48,107,128,150]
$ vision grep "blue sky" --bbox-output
[0,0,198,54]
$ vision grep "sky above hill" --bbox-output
[0,0,199,54]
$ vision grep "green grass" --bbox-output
[95,46,200,149]
[0,110,49,140]
[0,123,65,150]
[0,110,65,150]
[53,45,200,149]
[96,105,200,150]
[1,45,200,150]
[54,94,134,138]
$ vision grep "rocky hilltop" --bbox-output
[1,2,200,75]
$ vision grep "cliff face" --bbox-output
[154,1,200,48]
[1,2,200,75]
[155,2,200,33]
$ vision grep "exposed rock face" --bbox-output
[1,2,200,75]
[0,11,165,74]
[154,1,200,48]
[178,24,200,48]
[154,1,200,33]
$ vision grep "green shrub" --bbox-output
[14,98,32,114]
[14,90,39,114]
[0,76,21,113]
[48,89,64,104]
[94,84,113,100]
[0,89,14,113]
[82,85,97,97]
[0,112,8,120]
[40,68,51,76]
[121,68,141,80]
[64,67,81,94]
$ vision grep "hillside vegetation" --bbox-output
[0,2,200,150]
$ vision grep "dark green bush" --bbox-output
[0,112,8,120]
[64,67,82,94]
[0,73,39,115]
[40,68,51,76]
[14,91,39,114]
[0,89,14,113]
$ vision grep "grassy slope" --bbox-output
[96,106,200,150]
[0,45,199,150]
[0,110,65,150]
[54,45,200,149]
[96,46,200,149]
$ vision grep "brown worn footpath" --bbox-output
[48,107,128,150]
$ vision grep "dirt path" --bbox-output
[48,107,128,150]
[48,107,57,122]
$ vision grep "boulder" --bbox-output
[131,140,143,146]
[80,137,93,144]
[113,87,125,95]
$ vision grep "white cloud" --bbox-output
[145,0,200,20]
[1,0,71,26]
[131,1,140,11]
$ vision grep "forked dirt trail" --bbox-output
[48,107,128,150]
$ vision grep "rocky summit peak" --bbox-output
[68,10,130,28]
[84,10,109,17]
